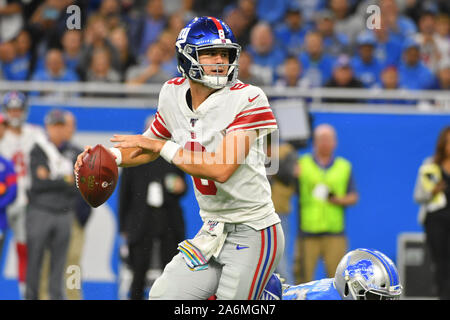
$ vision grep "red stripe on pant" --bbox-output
[16,242,27,283]
[247,229,265,300]
[256,225,278,299]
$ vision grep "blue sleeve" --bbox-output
[0,160,17,209]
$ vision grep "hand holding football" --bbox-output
[76,144,118,208]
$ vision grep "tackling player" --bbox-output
[261,248,403,300]
[75,16,285,300]
[0,92,47,298]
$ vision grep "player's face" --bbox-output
[6,108,25,127]
[198,48,230,76]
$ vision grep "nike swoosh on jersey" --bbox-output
[248,95,260,103]
[236,244,250,250]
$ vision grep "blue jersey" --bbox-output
[0,157,17,231]
[283,278,342,300]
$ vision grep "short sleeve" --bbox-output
[225,87,277,134]
[143,110,171,140]
[143,83,172,140]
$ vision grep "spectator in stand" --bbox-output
[125,42,170,85]
[414,10,449,73]
[435,14,449,41]
[255,0,289,25]
[246,22,286,83]
[238,50,269,87]
[109,26,138,81]
[275,56,310,89]
[274,4,310,57]
[379,0,417,38]
[324,54,364,103]
[294,0,327,28]
[350,31,383,88]
[398,38,436,90]
[0,41,18,81]
[372,18,404,69]
[30,49,79,96]
[157,31,180,78]
[435,59,450,90]
[9,30,34,81]
[328,0,363,44]
[28,0,73,68]
[60,30,84,77]
[85,48,121,83]
[371,66,411,105]
[97,0,130,31]
[0,0,23,43]
[223,0,258,49]
[79,14,121,80]
[130,0,167,61]
[298,31,335,88]
[314,9,349,57]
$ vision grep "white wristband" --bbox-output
[160,141,181,163]
[109,147,122,166]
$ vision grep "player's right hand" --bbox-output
[74,145,92,174]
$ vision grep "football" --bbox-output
[76,144,118,208]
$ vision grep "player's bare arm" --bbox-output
[112,130,258,183]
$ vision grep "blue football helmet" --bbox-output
[2,91,28,127]
[175,16,241,89]
[334,248,403,300]
[260,273,283,300]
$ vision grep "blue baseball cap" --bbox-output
[357,31,376,46]
[402,38,420,51]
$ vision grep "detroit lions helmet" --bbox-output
[175,16,241,89]
[260,273,283,300]
[334,248,402,300]
[2,91,28,128]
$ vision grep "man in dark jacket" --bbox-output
[25,109,78,300]
[119,121,187,300]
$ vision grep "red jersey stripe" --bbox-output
[235,106,271,118]
[227,121,278,133]
[150,126,167,140]
[227,111,275,130]
[152,118,171,138]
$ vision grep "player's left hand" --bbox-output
[111,134,164,158]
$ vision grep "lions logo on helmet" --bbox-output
[175,16,241,89]
[334,248,402,300]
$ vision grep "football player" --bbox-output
[261,248,403,300]
[0,113,17,270]
[75,16,285,300]
[0,91,47,298]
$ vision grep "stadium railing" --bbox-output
[0,80,448,112]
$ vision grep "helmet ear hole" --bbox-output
[344,283,350,297]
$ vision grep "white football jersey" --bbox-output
[144,78,280,230]
[0,123,46,209]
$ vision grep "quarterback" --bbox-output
[75,16,284,299]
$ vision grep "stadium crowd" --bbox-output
[0,0,448,93]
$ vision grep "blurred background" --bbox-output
[0,0,449,300]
